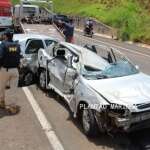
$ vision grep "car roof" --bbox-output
[13,34,57,42]
[59,42,109,70]
[62,42,125,57]
[60,42,88,55]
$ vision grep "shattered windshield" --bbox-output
[81,49,139,80]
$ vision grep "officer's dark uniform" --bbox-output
[0,29,21,114]
[63,20,74,43]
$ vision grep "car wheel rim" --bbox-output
[40,72,46,88]
[82,109,90,132]
[25,73,33,85]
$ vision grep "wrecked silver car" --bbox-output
[13,34,58,86]
[38,42,150,136]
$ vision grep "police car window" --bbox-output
[45,40,53,47]
[26,40,44,54]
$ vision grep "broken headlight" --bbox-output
[108,103,130,118]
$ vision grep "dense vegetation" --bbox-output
[53,0,150,44]
[12,0,19,5]
[12,0,150,44]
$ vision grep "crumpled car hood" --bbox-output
[84,73,150,108]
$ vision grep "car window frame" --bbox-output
[25,39,45,54]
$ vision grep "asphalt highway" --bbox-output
[0,24,150,150]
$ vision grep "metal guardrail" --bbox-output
[71,16,118,39]
[53,23,65,38]
[39,5,117,39]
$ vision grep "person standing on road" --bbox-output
[0,29,21,114]
[63,19,74,43]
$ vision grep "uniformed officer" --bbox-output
[0,29,21,114]
[63,19,74,43]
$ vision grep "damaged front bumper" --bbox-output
[114,111,150,132]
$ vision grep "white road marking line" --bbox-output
[23,87,65,150]
[75,34,150,58]
[49,29,56,31]
[26,28,36,31]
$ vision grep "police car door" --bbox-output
[25,39,44,73]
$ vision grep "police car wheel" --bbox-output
[82,109,98,137]
[24,72,34,86]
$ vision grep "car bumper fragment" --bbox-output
[114,112,150,132]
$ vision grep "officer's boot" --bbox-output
[5,104,20,115]
[0,100,5,109]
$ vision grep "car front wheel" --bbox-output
[82,109,98,137]
[24,72,34,86]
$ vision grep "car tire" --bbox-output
[82,108,98,137]
[18,68,34,86]
[39,69,49,90]
[24,71,34,86]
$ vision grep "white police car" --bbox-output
[13,33,58,86]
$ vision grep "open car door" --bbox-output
[63,53,79,95]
